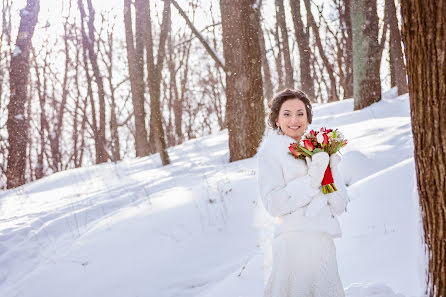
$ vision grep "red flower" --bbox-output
[322,133,329,145]
[288,144,301,158]
[303,140,314,151]
[309,129,317,137]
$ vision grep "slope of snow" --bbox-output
[0,91,427,297]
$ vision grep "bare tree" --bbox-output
[289,0,315,99]
[275,0,294,88]
[351,0,382,110]
[258,0,274,100]
[78,0,108,163]
[303,0,339,102]
[386,0,408,95]
[220,0,264,162]
[337,0,354,98]
[6,0,39,189]
[400,1,446,296]
[146,0,171,165]
[124,0,150,157]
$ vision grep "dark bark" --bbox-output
[400,1,446,296]
[220,0,265,162]
[6,0,39,189]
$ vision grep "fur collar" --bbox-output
[258,129,299,157]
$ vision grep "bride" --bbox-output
[257,89,349,297]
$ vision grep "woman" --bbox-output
[257,89,349,297]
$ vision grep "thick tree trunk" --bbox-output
[124,0,150,157]
[351,0,382,110]
[386,0,408,95]
[289,0,314,99]
[400,2,446,296]
[146,0,170,166]
[275,0,294,88]
[6,0,39,189]
[220,0,264,162]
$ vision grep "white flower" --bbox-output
[316,133,324,144]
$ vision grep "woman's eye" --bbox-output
[283,113,290,117]
[298,113,304,116]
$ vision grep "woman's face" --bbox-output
[276,98,309,141]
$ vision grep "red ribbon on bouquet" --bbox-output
[322,165,337,194]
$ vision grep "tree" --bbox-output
[289,0,314,99]
[400,1,446,296]
[351,0,382,110]
[124,0,150,157]
[146,0,171,165]
[6,0,40,189]
[78,0,108,164]
[220,0,264,162]
[275,0,294,88]
[385,0,408,95]
[303,0,339,102]
[258,0,274,100]
[338,0,354,99]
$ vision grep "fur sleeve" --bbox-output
[257,152,319,217]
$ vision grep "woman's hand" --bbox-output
[329,153,341,169]
[305,152,329,188]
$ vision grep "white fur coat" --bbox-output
[257,130,349,238]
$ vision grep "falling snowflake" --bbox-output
[14,114,24,121]
[12,46,22,57]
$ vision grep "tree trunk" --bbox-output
[146,0,170,166]
[303,0,339,102]
[400,1,446,296]
[386,0,408,95]
[220,0,265,162]
[289,0,314,99]
[351,0,382,110]
[124,0,150,157]
[78,0,108,164]
[6,0,39,189]
[258,0,274,100]
[274,19,285,91]
[276,0,294,88]
[340,0,354,98]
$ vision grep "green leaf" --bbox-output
[299,146,314,156]
[313,148,324,153]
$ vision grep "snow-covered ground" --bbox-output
[0,89,427,297]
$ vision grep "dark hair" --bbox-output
[268,88,313,129]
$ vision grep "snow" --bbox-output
[12,46,22,57]
[14,114,24,121]
[0,91,427,297]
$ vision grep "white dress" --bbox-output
[257,131,349,297]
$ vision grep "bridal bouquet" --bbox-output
[289,127,347,194]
